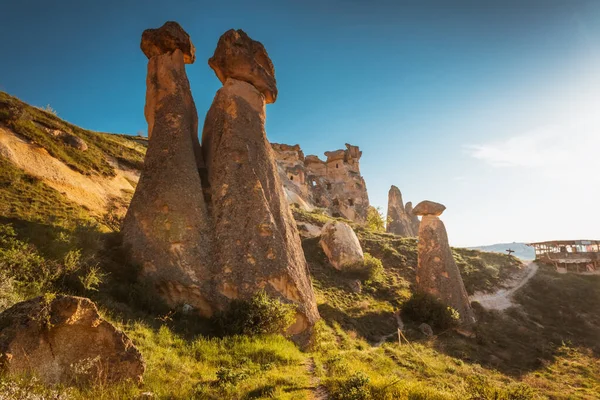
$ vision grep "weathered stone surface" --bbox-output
[208,29,277,104]
[412,200,446,217]
[319,220,365,270]
[386,185,414,237]
[141,21,195,64]
[202,30,318,339]
[122,25,214,315]
[271,143,370,222]
[0,296,144,385]
[405,201,420,235]
[416,213,475,325]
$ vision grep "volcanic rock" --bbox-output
[141,21,195,64]
[386,185,414,237]
[0,296,144,385]
[319,220,365,270]
[405,201,420,235]
[271,143,371,222]
[208,29,277,104]
[412,200,446,217]
[122,23,214,314]
[202,30,319,339]
[416,203,475,325]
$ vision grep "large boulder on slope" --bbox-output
[319,220,365,270]
[0,296,145,385]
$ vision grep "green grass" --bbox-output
[0,91,146,176]
[0,116,599,399]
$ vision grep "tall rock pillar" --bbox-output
[413,201,475,325]
[386,185,414,237]
[201,29,319,338]
[122,22,214,315]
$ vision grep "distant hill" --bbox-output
[467,242,535,260]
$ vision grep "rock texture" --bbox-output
[412,200,446,217]
[202,30,319,338]
[386,185,415,237]
[0,296,144,385]
[122,22,214,314]
[319,220,365,270]
[414,201,475,325]
[208,29,277,104]
[271,143,370,222]
[405,201,420,235]
[141,21,195,64]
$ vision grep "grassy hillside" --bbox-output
[0,100,599,399]
[0,91,146,176]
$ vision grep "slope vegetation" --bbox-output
[0,94,599,399]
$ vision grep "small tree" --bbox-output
[365,206,385,232]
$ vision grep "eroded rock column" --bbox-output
[386,185,414,237]
[413,200,475,325]
[122,22,214,315]
[201,29,319,338]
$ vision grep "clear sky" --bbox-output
[1,0,598,246]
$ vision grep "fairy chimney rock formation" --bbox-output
[122,22,214,315]
[413,200,475,325]
[271,143,370,222]
[386,185,414,237]
[202,29,319,339]
[0,296,145,385]
[405,201,421,235]
[208,29,277,104]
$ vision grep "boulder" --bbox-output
[386,185,414,237]
[141,21,195,64]
[202,29,319,340]
[0,296,144,385]
[412,200,446,217]
[122,22,214,315]
[208,29,277,104]
[319,220,365,270]
[416,208,475,326]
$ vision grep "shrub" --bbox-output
[465,375,536,400]
[401,292,459,331]
[365,206,385,232]
[215,290,296,336]
[330,372,372,400]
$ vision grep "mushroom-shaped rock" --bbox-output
[0,296,145,385]
[412,200,446,217]
[208,29,277,103]
[123,22,213,313]
[416,211,475,326]
[319,221,365,270]
[141,21,195,63]
[202,30,319,342]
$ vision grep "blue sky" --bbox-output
[1,0,599,246]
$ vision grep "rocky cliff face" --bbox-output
[272,143,370,223]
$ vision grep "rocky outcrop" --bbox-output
[271,143,370,222]
[405,201,420,235]
[0,296,144,385]
[319,220,365,270]
[386,185,414,237]
[122,21,214,314]
[201,29,319,338]
[208,29,277,104]
[413,201,475,325]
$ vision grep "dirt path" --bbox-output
[470,261,539,310]
[306,357,328,400]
